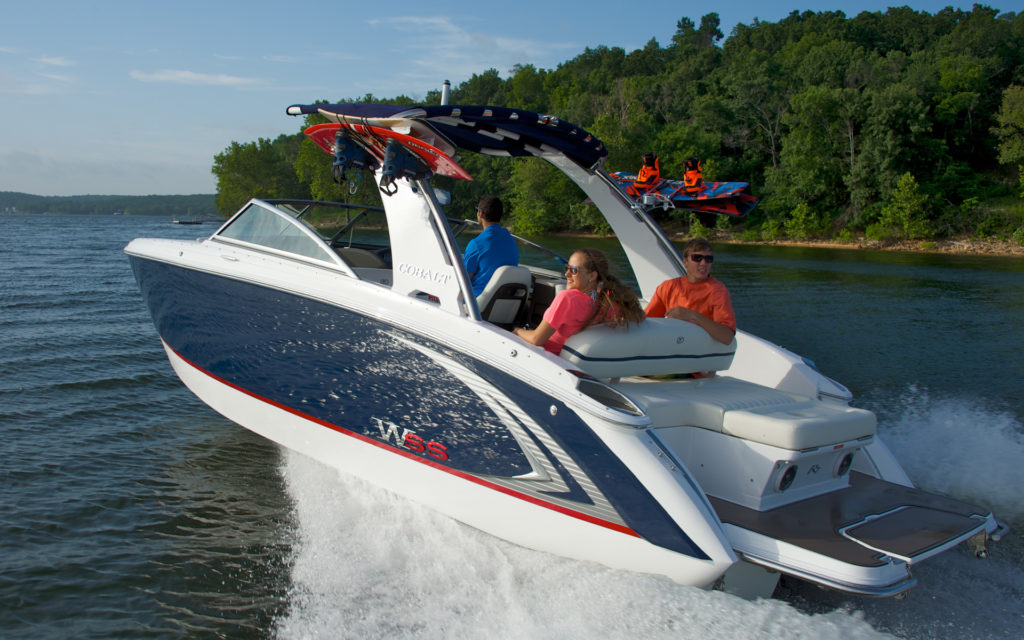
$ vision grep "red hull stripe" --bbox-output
[168,342,640,538]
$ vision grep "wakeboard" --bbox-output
[609,171,758,218]
[305,122,472,181]
[311,108,459,158]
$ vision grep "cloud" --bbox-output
[38,72,74,83]
[129,69,263,87]
[263,55,302,64]
[367,16,576,77]
[37,55,76,67]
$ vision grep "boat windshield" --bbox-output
[262,200,390,251]
[217,201,336,262]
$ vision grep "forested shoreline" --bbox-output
[211,6,1024,249]
[0,192,215,218]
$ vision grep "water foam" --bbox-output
[275,450,890,640]
[871,385,1024,524]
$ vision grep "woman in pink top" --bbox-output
[514,248,644,354]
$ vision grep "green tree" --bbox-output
[294,138,349,202]
[452,69,507,105]
[507,64,548,112]
[211,134,308,215]
[717,49,790,170]
[784,202,827,239]
[768,85,851,216]
[993,84,1024,194]
[878,172,932,239]
[507,158,582,235]
[849,83,933,216]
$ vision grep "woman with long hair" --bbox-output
[514,248,644,355]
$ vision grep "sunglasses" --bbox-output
[565,265,581,274]
[688,254,714,263]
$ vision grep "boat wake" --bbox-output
[274,390,1024,639]
[785,388,1024,639]
[274,450,888,640]
[870,385,1024,524]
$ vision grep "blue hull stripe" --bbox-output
[130,255,711,560]
[166,341,641,537]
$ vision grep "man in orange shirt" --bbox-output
[644,238,736,345]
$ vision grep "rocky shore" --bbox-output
[676,234,1024,258]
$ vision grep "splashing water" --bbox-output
[872,385,1024,524]
[274,451,892,640]
[275,384,1024,639]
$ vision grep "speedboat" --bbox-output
[126,102,1005,598]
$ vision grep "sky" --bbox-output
[0,0,1002,196]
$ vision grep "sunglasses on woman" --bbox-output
[688,254,714,263]
[565,265,581,274]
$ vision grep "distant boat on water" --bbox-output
[172,218,203,225]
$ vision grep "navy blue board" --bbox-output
[129,256,709,560]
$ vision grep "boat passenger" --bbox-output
[463,195,519,296]
[645,238,736,345]
[514,248,644,355]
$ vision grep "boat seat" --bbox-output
[561,317,735,378]
[476,265,532,329]
[336,247,387,269]
[616,377,877,450]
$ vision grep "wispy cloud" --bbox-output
[129,69,263,87]
[38,72,74,83]
[263,55,302,64]
[37,55,76,67]
[367,16,576,77]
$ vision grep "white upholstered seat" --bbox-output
[476,265,532,328]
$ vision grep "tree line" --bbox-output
[0,192,216,218]
[212,6,1024,244]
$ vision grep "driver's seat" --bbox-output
[476,266,532,329]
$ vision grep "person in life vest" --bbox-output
[683,157,703,192]
[629,153,661,196]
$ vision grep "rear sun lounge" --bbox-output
[561,318,876,451]
[561,319,990,596]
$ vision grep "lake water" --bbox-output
[2,213,1022,639]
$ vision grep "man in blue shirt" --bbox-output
[463,195,519,296]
